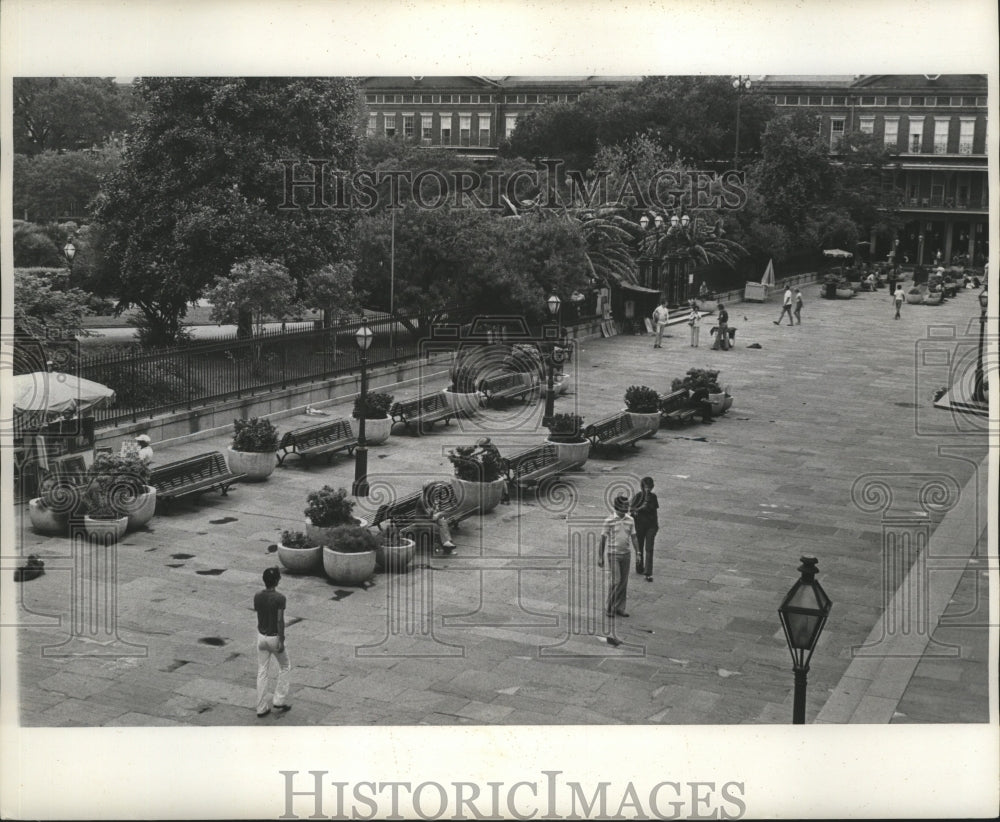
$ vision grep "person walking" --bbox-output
[887,268,897,298]
[630,477,659,582]
[774,286,794,326]
[598,494,638,636]
[893,284,905,320]
[254,566,291,718]
[793,288,804,325]
[687,301,701,347]
[651,298,671,348]
[712,303,730,350]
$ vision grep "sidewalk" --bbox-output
[13,281,992,726]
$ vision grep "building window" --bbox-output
[975,96,987,106]
[421,94,432,103]
[860,96,875,106]
[367,113,377,137]
[911,96,924,106]
[950,96,962,106]
[831,96,847,106]
[402,113,414,139]
[899,96,910,106]
[933,118,949,154]
[830,118,845,151]
[883,117,899,149]
[809,95,822,105]
[908,117,924,152]
[459,113,471,146]
[421,113,433,144]
[459,94,471,104]
[366,94,376,103]
[505,113,518,139]
[526,94,538,103]
[957,185,969,207]
[958,118,975,154]
[384,113,396,138]
[439,113,452,145]
[886,96,899,105]
[859,116,875,135]
[478,113,490,146]
[875,96,886,105]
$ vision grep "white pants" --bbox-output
[256,633,291,714]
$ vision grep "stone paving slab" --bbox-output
[12,282,992,728]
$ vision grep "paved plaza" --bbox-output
[12,280,992,726]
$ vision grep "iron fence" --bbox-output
[79,307,477,427]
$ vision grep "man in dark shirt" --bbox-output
[253,566,291,717]
[630,477,659,581]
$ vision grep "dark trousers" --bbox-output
[634,520,658,575]
[606,552,630,615]
[778,304,793,324]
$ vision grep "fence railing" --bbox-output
[79,307,477,427]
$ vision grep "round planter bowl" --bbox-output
[546,438,591,470]
[226,447,277,482]
[923,292,943,305]
[123,485,157,531]
[322,546,377,586]
[28,498,68,535]
[349,415,391,446]
[277,543,323,574]
[450,476,507,515]
[305,517,369,548]
[707,393,734,417]
[905,292,924,305]
[83,515,128,543]
[375,537,416,573]
[835,288,856,299]
[443,388,480,418]
[624,410,661,439]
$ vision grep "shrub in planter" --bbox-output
[277,530,322,573]
[232,417,279,452]
[545,413,587,444]
[281,530,315,550]
[324,525,379,554]
[321,525,379,584]
[671,368,722,395]
[83,452,150,518]
[624,385,661,414]
[304,485,358,528]
[449,364,480,394]
[352,391,394,420]
[447,442,505,483]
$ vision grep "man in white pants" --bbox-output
[775,286,794,326]
[652,298,671,348]
[254,566,291,717]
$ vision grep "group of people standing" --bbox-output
[774,287,804,326]
[652,298,733,350]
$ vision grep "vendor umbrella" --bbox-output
[12,372,115,416]
[822,249,854,258]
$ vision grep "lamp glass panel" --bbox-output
[355,324,374,350]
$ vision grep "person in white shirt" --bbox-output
[687,301,702,347]
[774,287,794,326]
[135,434,154,464]
[651,299,670,349]
[893,284,905,319]
[598,495,639,629]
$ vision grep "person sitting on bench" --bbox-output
[688,387,715,425]
[418,481,457,554]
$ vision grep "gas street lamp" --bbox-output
[777,556,833,724]
[732,75,753,170]
[974,289,988,403]
[63,240,76,276]
[542,294,562,426]
[352,317,374,498]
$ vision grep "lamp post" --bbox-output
[974,289,988,403]
[777,556,833,724]
[639,213,664,290]
[542,294,561,426]
[917,233,925,267]
[352,317,374,498]
[63,240,76,276]
[732,75,752,170]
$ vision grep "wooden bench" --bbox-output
[502,443,562,491]
[150,451,245,510]
[371,481,474,547]
[390,393,453,435]
[584,412,645,449]
[479,372,536,406]
[276,418,356,466]
[659,388,700,426]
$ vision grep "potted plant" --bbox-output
[82,452,152,541]
[443,357,482,417]
[28,476,79,535]
[375,524,417,573]
[671,368,733,416]
[228,416,279,481]
[544,412,590,469]
[304,485,368,547]
[276,529,322,574]
[906,285,924,305]
[447,440,507,514]
[623,385,662,438]
[350,390,394,445]
[321,524,378,585]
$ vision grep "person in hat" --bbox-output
[135,434,154,464]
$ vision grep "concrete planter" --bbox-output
[450,477,507,515]
[322,546,377,586]
[835,288,856,299]
[922,292,943,305]
[443,388,481,418]
[83,515,128,543]
[905,291,924,305]
[546,438,590,470]
[123,485,157,531]
[277,542,323,574]
[28,498,68,535]
[375,537,416,573]
[226,447,276,481]
[624,410,661,439]
[305,517,369,548]
[349,415,391,445]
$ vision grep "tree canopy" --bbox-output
[92,77,365,346]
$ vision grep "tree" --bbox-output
[13,78,137,156]
[13,269,93,371]
[301,262,360,327]
[204,258,302,336]
[92,77,364,346]
[13,148,121,222]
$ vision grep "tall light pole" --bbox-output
[352,317,373,498]
[974,289,988,403]
[778,557,833,724]
[732,76,752,170]
[542,294,561,426]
